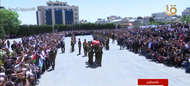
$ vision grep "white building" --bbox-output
[36,1,79,26]
[151,12,178,22]
[182,7,190,17]
[95,18,109,24]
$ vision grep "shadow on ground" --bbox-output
[85,62,101,69]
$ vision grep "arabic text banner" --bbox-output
[138,79,168,86]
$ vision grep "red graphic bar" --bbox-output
[138,79,168,86]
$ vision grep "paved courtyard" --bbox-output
[9,35,190,86]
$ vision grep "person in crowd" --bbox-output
[60,39,65,53]
[94,23,190,73]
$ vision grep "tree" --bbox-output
[0,25,5,39]
[149,17,154,22]
[0,8,21,34]
[54,24,59,32]
[182,14,190,24]
[137,16,143,19]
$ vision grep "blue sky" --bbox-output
[1,0,189,24]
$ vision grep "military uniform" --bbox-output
[78,38,81,55]
[88,47,94,66]
[83,39,88,56]
[94,46,103,66]
[105,38,109,50]
[49,48,56,70]
[71,38,74,52]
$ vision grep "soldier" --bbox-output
[94,46,103,66]
[88,46,94,66]
[99,46,103,66]
[71,38,74,52]
[105,37,109,50]
[78,38,81,55]
[112,32,115,44]
[49,46,57,70]
[83,39,88,56]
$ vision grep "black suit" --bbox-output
[35,54,40,66]
[60,40,65,53]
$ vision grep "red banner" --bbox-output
[138,79,168,86]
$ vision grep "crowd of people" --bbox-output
[0,23,190,86]
[0,30,94,86]
[97,23,190,73]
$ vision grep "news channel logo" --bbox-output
[164,5,177,16]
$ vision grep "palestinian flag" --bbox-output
[32,53,37,63]
[92,40,100,47]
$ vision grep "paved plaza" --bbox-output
[9,35,190,86]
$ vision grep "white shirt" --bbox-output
[14,64,20,73]
[32,44,36,48]
[46,49,50,57]
[62,36,65,39]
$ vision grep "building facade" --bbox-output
[95,18,109,24]
[182,7,190,17]
[36,1,79,26]
[151,12,179,22]
[142,16,150,26]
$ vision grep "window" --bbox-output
[55,10,63,24]
[75,13,78,15]
[45,9,52,25]
[38,9,41,11]
[75,17,78,19]
[53,4,59,6]
[74,9,77,11]
[65,10,73,24]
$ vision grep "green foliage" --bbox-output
[16,23,116,36]
[17,25,53,36]
[0,8,21,34]
[182,14,190,24]
[149,17,154,22]
[0,50,5,60]
[0,25,5,39]
[118,24,121,28]
[137,16,143,19]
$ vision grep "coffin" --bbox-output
[92,40,100,47]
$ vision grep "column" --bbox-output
[62,9,65,24]
[52,8,55,26]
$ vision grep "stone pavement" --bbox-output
[9,36,190,86]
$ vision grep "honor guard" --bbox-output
[92,40,101,63]
[71,38,75,52]
[78,38,81,55]
[49,46,57,70]
[83,39,88,56]
[105,37,109,50]
[88,44,93,66]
